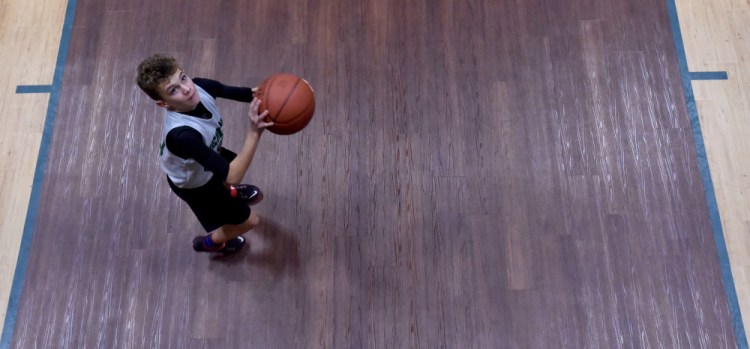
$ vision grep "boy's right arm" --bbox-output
[225,98,273,185]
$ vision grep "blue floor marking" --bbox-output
[16,85,54,94]
[0,0,78,348]
[691,71,730,80]
[665,0,747,348]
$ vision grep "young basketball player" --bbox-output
[136,54,273,255]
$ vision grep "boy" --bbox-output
[136,54,272,255]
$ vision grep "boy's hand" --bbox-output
[248,97,273,134]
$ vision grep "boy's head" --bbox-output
[137,54,200,112]
[137,54,180,100]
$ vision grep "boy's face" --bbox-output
[155,69,200,112]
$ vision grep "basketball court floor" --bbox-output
[1,0,749,347]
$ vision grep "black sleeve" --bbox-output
[165,126,230,181]
[193,78,254,102]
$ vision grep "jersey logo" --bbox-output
[209,119,224,151]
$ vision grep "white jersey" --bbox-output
[159,85,224,189]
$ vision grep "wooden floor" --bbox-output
[0,0,68,341]
[677,0,750,342]
[2,0,750,348]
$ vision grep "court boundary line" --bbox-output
[665,0,747,348]
[0,0,78,347]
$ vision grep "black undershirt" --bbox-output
[164,78,253,182]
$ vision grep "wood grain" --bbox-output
[0,0,67,331]
[2,0,745,347]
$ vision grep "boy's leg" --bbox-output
[211,211,260,243]
[192,212,260,254]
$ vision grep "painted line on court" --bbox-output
[16,85,54,94]
[665,0,748,348]
[0,0,78,348]
[690,71,729,80]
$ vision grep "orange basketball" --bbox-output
[255,73,315,135]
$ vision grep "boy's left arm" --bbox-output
[193,78,254,103]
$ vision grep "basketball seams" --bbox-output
[270,88,314,126]
[264,75,279,122]
[276,77,302,123]
[259,73,314,134]
[257,75,274,122]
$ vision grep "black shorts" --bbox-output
[167,148,250,232]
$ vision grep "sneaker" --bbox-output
[193,235,224,252]
[218,236,246,255]
[229,184,263,205]
[192,235,246,255]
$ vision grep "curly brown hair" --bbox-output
[137,54,181,100]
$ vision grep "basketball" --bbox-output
[255,73,315,135]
